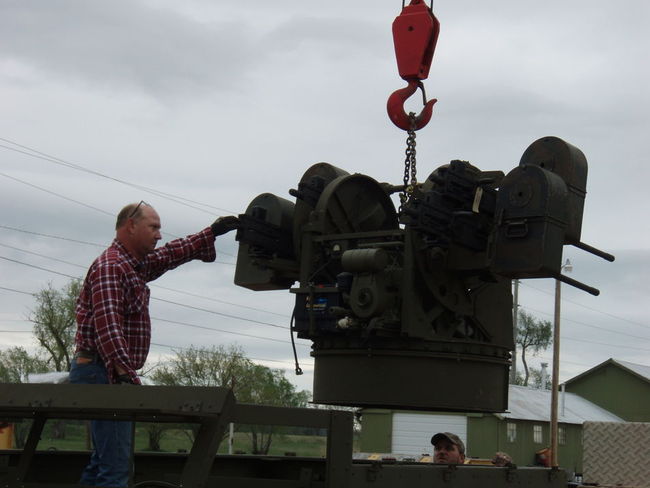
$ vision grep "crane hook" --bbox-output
[387,0,440,131]
[387,79,437,131]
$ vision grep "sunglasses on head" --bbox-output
[128,200,149,218]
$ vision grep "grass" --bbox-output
[26,420,348,457]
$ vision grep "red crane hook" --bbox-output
[387,80,437,131]
[387,0,440,131]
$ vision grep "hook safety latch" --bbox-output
[387,0,440,131]
[387,79,436,131]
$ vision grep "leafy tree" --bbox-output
[144,344,246,450]
[0,347,49,383]
[30,279,81,372]
[23,279,82,440]
[516,310,552,386]
[236,364,311,454]
[151,344,249,388]
[151,345,311,454]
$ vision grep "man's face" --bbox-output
[131,206,161,257]
[433,439,465,464]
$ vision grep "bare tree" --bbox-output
[516,310,552,386]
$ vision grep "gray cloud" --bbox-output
[0,1,258,97]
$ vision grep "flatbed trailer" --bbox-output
[0,383,567,488]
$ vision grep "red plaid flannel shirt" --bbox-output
[75,227,216,384]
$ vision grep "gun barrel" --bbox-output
[573,241,615,262]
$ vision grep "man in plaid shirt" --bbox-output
[69,201,239,487]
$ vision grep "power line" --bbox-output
[149,342,308,368]
[0,224,235,262]
[0,285,34,296]
[0,288,302,363]
[1,208,236,262]
[0,298,299,353]
[0,255,289,332]
[0,225,105,247]
[6,254,648,355]
[0,241,233,275]
[563,297,649,330]
[1,171,114,217]
[520,280,648,329]
[0,242,88,269]
[0,148,242,252]
[520,305,650,343]
[533,353,650,376]
[0,255,78,279]
[153,284,287,318]
[1,171,185,241]
[152,297,288,330]
[6,219,643,360]
[152,316,307,347]
[562,335,650,353]
[0,137,237,214]
[8,314,298,348]
[0,241,278,318]
[5,254,648,355]
[533,355,593,369]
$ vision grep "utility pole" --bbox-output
[510,279,519,383]
[551,259,572,467]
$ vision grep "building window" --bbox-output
[559,426,567,445]
[533,425,543,443]
[507,422,517,442]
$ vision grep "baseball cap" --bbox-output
[431,432,466,455]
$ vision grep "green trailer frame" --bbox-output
[0,383,566,488]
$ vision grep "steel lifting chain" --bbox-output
[399,113,418,213]
[389,0,439,214]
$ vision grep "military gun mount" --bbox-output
[234,136,613,413]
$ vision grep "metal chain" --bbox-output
[399,113,418,213]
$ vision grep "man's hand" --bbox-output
[116,373,136,385]
[211,216,240,236]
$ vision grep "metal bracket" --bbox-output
[442,464,457,482]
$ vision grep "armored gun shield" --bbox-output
[234,193,298,290]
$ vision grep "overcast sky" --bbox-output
[1,1,648,399]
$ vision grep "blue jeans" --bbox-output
[69,358,133,488]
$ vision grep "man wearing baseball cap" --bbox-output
[431,432,466,464]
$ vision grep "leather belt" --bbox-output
[74,350,100,364]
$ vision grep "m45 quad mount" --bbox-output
[234,136,613,413]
